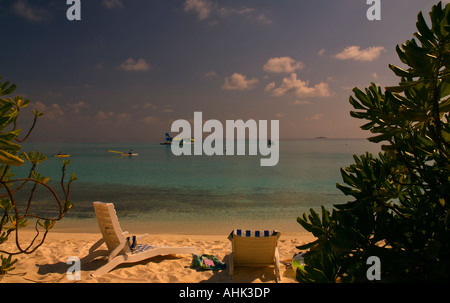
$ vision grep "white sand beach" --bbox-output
[0,229,315,283]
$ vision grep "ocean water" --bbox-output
[14,139,381,234]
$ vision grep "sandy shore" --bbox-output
[0,229,315,283]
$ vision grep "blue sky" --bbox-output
[0,0,444,142]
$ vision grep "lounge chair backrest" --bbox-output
[93,201,130,254]
[229,229,280,265]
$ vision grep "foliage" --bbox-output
[0,76,76,277]
[296,2,450,282]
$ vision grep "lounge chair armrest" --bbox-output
[136,233,148,241]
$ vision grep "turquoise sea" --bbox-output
[16,139,381,234]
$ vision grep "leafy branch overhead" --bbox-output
[0,76,75,276]
[297,2,450,283]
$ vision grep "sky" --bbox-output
[0,0,446,142]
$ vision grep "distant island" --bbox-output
[314,136,327,139]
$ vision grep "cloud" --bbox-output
[307,114,324,121]
[116,113,131,124]
[32,100,91,120]
[33,102,64,120]
[253,13,273,25]
[117,58,151,72]
[97,111,114,121]
[140,116,160,124]
[204,71,217,77]
[263,57,305,73]
[218,7,272,24]
[143,103,158,110]
[265,82,276,92]
[265,73,331,98]
[222,73,259,91]
[334,46,386,62]
[218,7,254,17]
[183,0,212,20]
[183,0,272,25]
[102,0,124,9]
[67,101,90,114]
[289,100,311,105]
[97,111,131,125]
[12,0,51,22]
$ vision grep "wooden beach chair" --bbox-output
[228,229,282,282]
[83,201,198,277]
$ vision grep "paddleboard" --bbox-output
[55,154,70,158]
[108,150,138,156]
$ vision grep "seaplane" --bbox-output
[160,133,194,145]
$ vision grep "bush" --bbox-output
[296,2,450,282]
[0,76,76,276]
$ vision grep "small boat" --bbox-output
[121,152,139,157]
[160,132,174,145]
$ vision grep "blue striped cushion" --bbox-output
[132,244,155,254]
[235,229,277,237]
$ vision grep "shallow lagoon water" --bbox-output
[15,139,380,234]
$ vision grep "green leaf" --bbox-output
[440,80,450,99]
[296,239,319,250]
[0,130,21,142]
[441,129,450,142]
[386,81,423,93]
[321,206,331,228]
[440,97,450,112]
[0,102,14,117]
[0,150,24,166]
[340,168,358,188]
[0,254,18,274]
[415,133,435,147]
[336,183,360,196]
[416,11,436,45]
[367,132,393,143]
[70,172,78,182]
[352,87,372,107]
[360,121,376,131]
[389,64,413,78]
[37,220,55,231]
[349,96,366,110]
[0,81,17,96]
[0,138,21,153]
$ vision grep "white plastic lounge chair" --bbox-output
[228,229,282,282]
[83,201,198,277]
